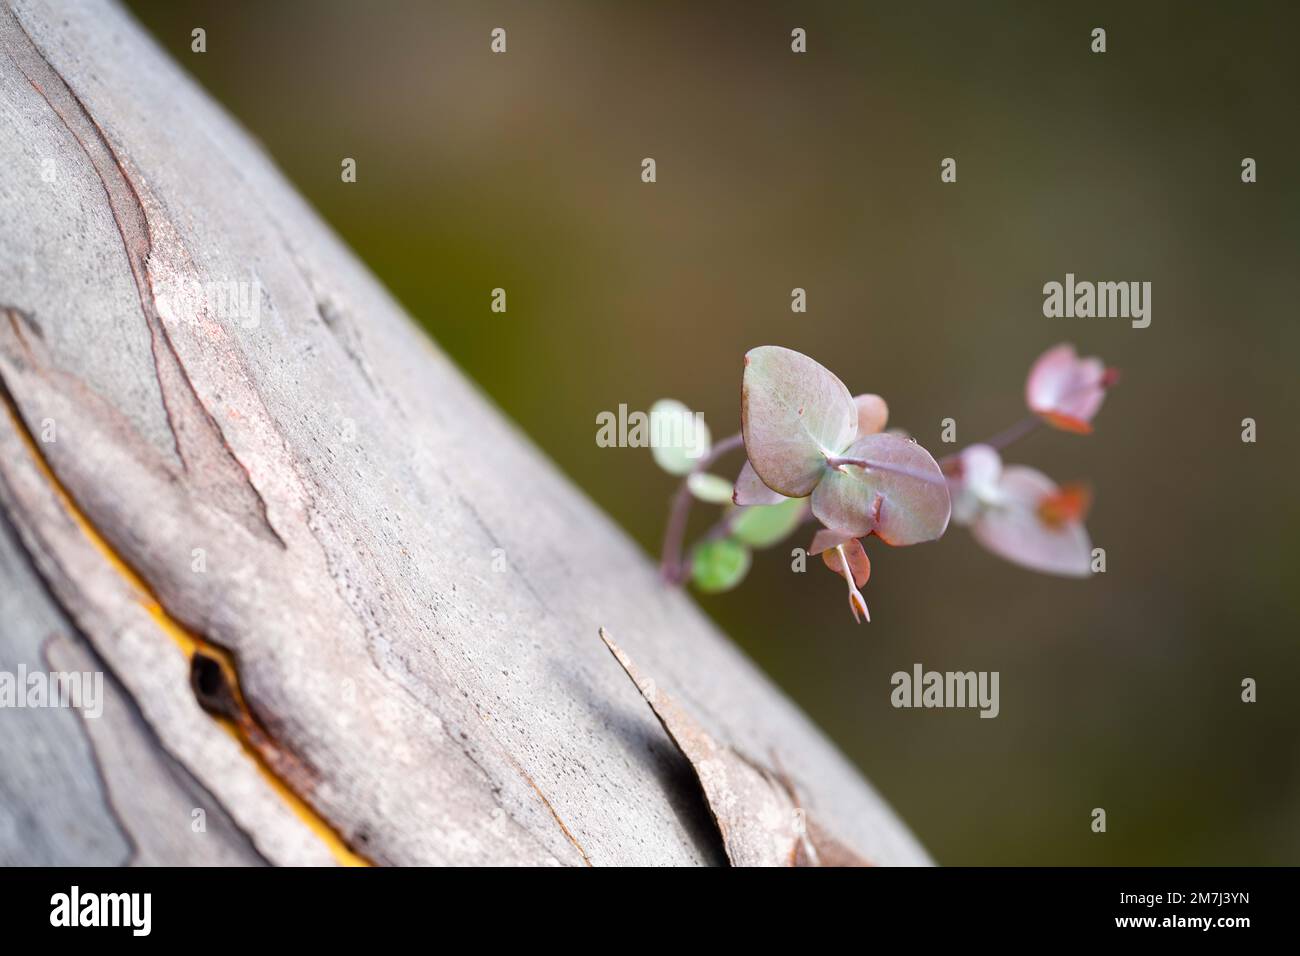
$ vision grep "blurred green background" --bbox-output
[127,0,1299,864]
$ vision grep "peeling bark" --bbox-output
[599,630,870,867]
[0,0,930,866]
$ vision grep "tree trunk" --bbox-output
[0,0,929,866]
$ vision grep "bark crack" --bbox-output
[0,383,372,866]
[1,3,284,548]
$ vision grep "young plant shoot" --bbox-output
[654,344,1118,623]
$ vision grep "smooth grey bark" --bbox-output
[0,0,930,866]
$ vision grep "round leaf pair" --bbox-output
[741,346,950,545]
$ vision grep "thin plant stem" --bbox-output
[940,368,1119,468]
[939,415,1042,469]
[823,456,948,485]
[983,415,1043,453]
[659,431,745,583]
[833,544,869,623]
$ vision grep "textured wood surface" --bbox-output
[0,0,930,866]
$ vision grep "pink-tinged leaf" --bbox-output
[741,346,857,497]
[970,466,1092,577]
[809,527,856,555]
[732,459,787,506]
[1025,343,1111,433]
[950,443,1002,526]
[821,538,870,587]
[959,443,1002,490]
[852,393,889,436]
[810,433,951,544]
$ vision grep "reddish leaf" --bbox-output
[820,538,870,588]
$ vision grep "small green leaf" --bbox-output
[731,497,806,548]
[690,538,752,592]
[650,399,711,475]
[687,473,734,504]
